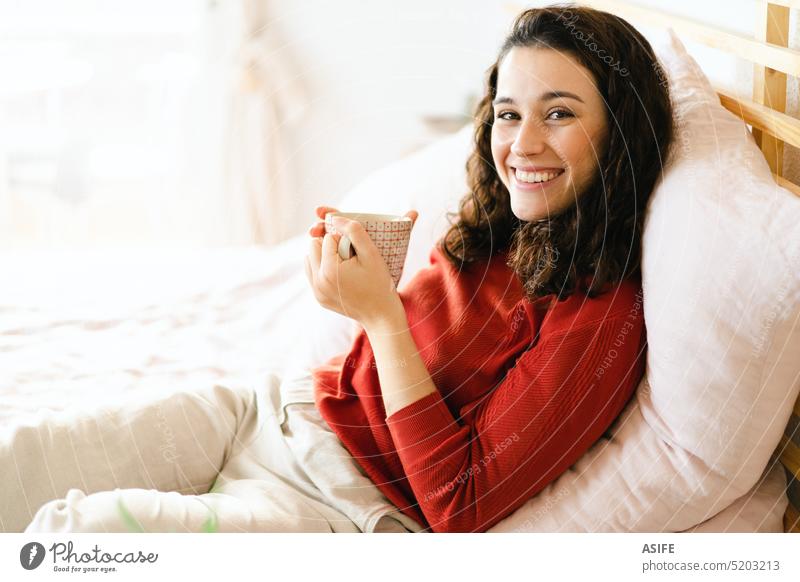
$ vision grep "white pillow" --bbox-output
[489,29,800,532]
[302,29,800,532]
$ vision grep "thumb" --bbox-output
[404,209,418,227]
[330,217,379,262]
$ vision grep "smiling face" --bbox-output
[491,47,609,222]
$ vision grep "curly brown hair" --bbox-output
[439,3,674,300]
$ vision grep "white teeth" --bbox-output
[514,169,563,183]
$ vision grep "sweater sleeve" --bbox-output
[384,313,645,533]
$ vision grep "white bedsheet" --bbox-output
[0,239,316,424]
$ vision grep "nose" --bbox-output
[510,118,548,158]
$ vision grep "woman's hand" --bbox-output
[304,205,418,329]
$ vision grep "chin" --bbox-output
[509,195,551,222]
[511,208,542,222]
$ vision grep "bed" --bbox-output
[2,0,799,533]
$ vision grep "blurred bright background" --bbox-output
[0,0,511,250]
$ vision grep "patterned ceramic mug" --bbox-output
[324,212,413,288]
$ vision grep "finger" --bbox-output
[320,232,343,281]
[305,249,327,306]
[404,209,418,226]
[303,254,312,285]
[316,205,340,220]
[330,216,377,262]
[308,221,326,237]
[308,236,323,282]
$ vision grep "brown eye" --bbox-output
[496,111,519,121]
[547,109,574,120]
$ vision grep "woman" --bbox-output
[1,5,672,533]
[306,5,672,532]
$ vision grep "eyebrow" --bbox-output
[492,91,585,105]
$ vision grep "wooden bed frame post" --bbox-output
[753,2,790,176]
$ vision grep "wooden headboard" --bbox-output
[580,0,800,196]
[508,0,800,196]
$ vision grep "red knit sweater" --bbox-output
[312,244,646,533]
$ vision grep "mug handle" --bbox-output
[338,235,356,260]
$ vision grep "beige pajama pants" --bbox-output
[0,368,424,533]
